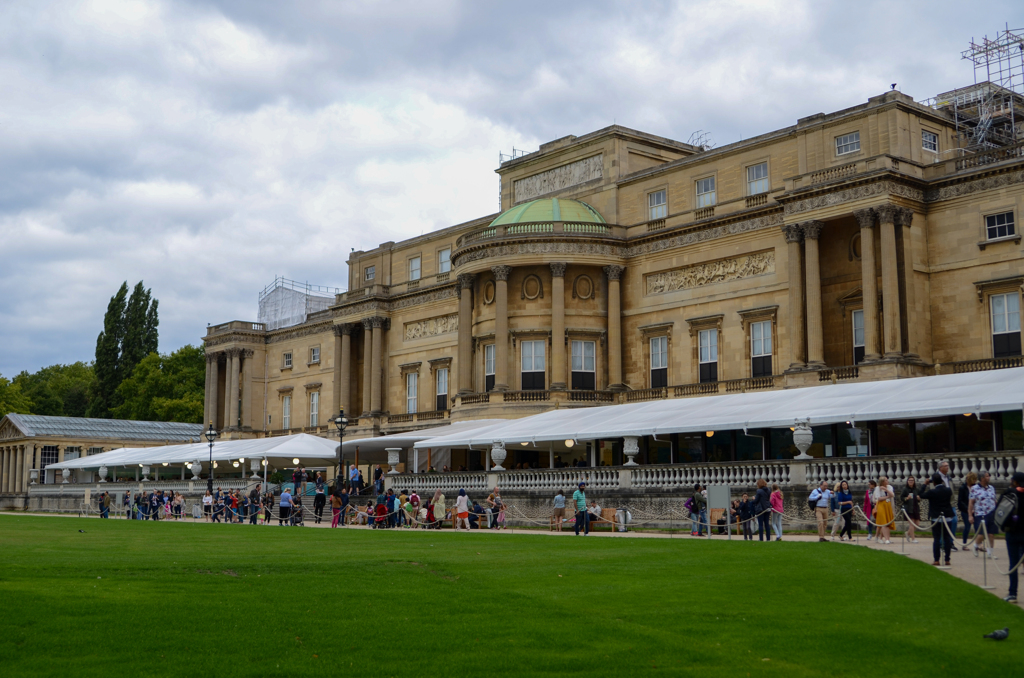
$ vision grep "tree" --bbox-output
[87,282,159,418]
[0,373,33,417]
[112,345,205,423]
[12,363,95,417]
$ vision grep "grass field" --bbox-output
[1,516,1021,677]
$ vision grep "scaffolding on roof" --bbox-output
[922,25,1024,151]
[257,277,342,331]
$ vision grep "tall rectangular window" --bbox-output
[283,352,293,369]
[698,329,718,383]
[650,336,668,388]
[435,368,449,411]
[40,446,58,468]
[521,340,546,390]
[484,344,496,392]
[695,177,716,208]
[852,309,865,365]
[648,190,667,220]
[922,130,938,152]
[406,372,418,414]
[438,248,451,273]
[985,212,1015,240]
[747,162,769,195]
[570,340,596,390]
[750,320,772,377]
[364,265,375,281]
[309,391,319,426]
[835,131,861,155]
[309,347,320,364]
[282,395,291,429]
[991,292,1022,358]
[409,256,421,281]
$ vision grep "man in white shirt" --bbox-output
[809,481,832,542]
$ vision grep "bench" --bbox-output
[551,508,619,531]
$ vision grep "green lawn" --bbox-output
[0,516,1021,677]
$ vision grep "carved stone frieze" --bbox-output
[265,321,335,345]
[404,313,459,341]
[646,251,776,295]
[513,154,603,203]
[783,180,924,216]
[623,213,784,258]
[925,169,1024,202]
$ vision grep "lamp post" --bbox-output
[204,421,219,495]
[333,409,349,493]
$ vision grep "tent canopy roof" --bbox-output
[47,434,340,470]
[341,419,506,453]
[414,367,1024,449]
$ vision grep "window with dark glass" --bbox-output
[571,340,596,390]
[991,292,1021,358]
[852,309,865,364]
[484,344,495,392]
[698,328,718,383]
[985,211,1016,240]
[521,340,546,390]
[750,320,772,377]
[650,336,668,388]
[435,368,449,411]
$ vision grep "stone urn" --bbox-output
[61,468,71,484]
[792,420,814,460]
[190,461,203,480]
[386,448,401,474]
[141,466,151,482]
[490,441,507,471]
[29,469,39,485]
[98,465,108,482]
[250,459,262,479]
[623,436,640,467]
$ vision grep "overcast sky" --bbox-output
[0,0,1020,377]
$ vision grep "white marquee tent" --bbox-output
[414,367,1024,449]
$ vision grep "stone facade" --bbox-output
[203,89,1024,467]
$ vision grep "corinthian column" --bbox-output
[361,318,373,416]
[781,224,806,370]
[457,273,476,394]
[801,221,825,368]
[227,348,241,429]
[604,265,625,391]
[203,351,214,427]
[334,324,354,416]
[853,208,881,362]
[370,317,387,416]
[896,207,919,360]
[876,204,902,358]
[549,262,567,390]
[15,446,24,494]
[492,265,512,391]
[1,448,9,493]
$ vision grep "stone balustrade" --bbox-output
[805,452,1020,486]
[630,461,791,489]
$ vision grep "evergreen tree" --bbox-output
[121,282,155,381]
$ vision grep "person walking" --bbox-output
[958,472,977,548]
[969,471,999,559]
[837,481,854,541]
[999,471,1024,603]
[769,484,784,541]
[348,464,359,494]
[690,484,707,537]
[313,483,327,525]
[900,476,921,543]
[864,480,877,540]
[829,482,843,540]
[921,473,955,566]
[874,477,895,544]
[738,493,755,540]
[573,482,589,536]
[754,479,772,541]
[809,481,832,542]
[552,490,566,532]
[279,487,292,526]
[938,460,960,551]
[263,489,274,524]
[122,491,131,520]
[331,490,343,528]
[249,484,261,525]
[99,492,110,519]
[455,489,470,531]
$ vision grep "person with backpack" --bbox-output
[997,471,1024,603]
[754,479,772,541]
[809,481,832,542]
[969,471,999,559]
[690,484,707,537]
[921,473,955,567]
[573,482,589,536]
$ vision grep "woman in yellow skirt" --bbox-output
[873,476,896,544]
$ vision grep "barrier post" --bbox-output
[937,517,953,570]
[980,522,995,589]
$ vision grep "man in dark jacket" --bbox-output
[249,484,261,525]
[922,473,955,566]
[1000,471,1024,603]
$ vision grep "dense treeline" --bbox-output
[0,282,206,424]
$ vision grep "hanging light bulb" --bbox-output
[292,458,300,465]
[162,462,168,466]
[232,461,239,468]
[239,458,245,463]
[520,442,528,446]
[261,460,268,466]
[706,431,714,437]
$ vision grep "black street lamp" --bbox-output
[204,421,219,495]
[333,409,349,493]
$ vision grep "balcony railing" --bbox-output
[817,366,860,382]
[944,356,1024,374]
[806,452,1020,487]
[745,193,768,208]
[954,140,1024,171]
[206,320,266,336]
[455,221,617,248]
[810,162,858,185]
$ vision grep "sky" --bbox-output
[0,0,1020,377]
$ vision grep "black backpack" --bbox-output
[993,490,1020,532]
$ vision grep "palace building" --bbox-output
[201,83,1024,475]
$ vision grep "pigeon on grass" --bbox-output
[983,628,1009,641]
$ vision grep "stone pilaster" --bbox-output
[240,349,254,429]
[604,265,625,390]
[334,323,355,417]
[876,204,902,358]
[801,220,825,368]
[1,447,9,493]
[492,265,512,391]
[853,208,881,362]
[549,262,567,390]
[369,317,388,415]
[226,348,241,429]
[457,273,476,394]
[781,224,806,370]
[207,352,220,429]
[895,207,920,360]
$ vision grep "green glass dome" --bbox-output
[490,198,605,226]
